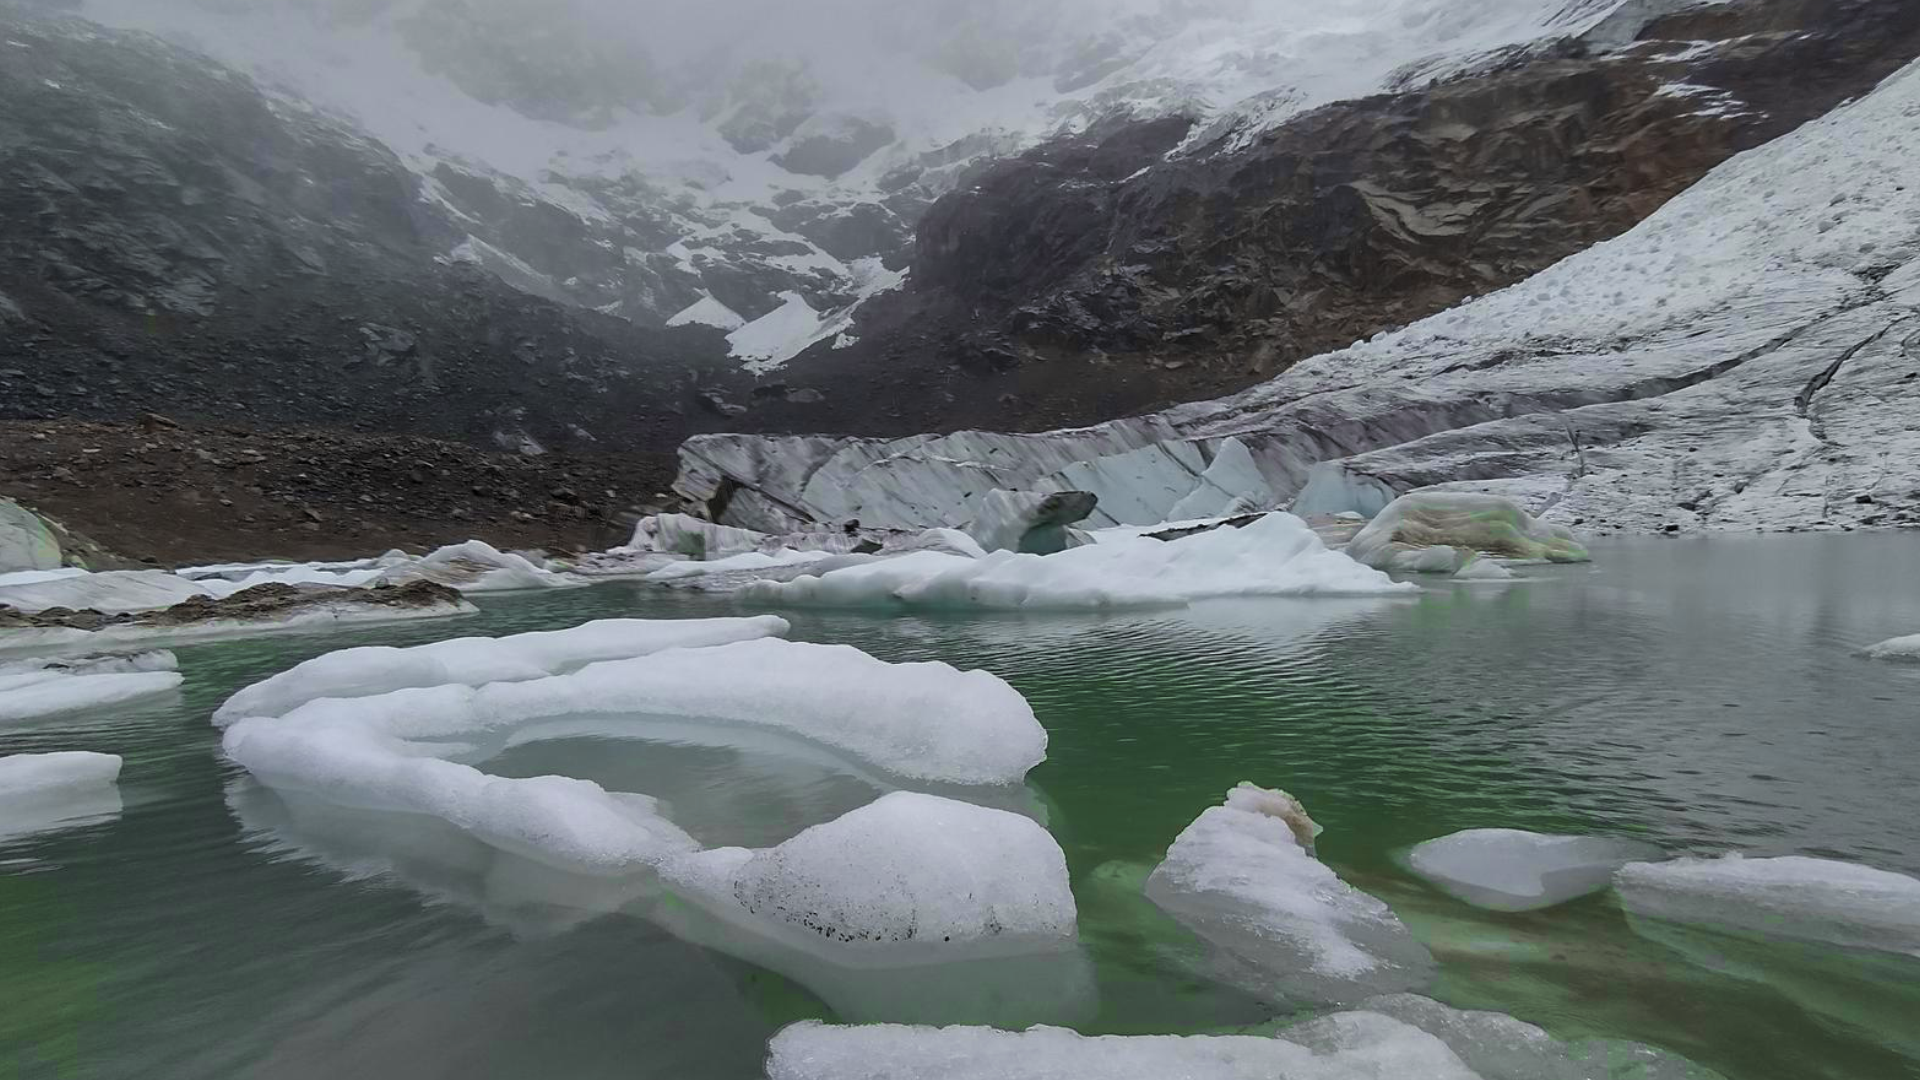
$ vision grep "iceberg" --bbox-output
[1452,557,1516,582]
[1863,633,1920,662]
[1614,854,1920,957]
[0,751,124,843]
[1346,493,1588,573]
[213,615,790,724]
[1404,829,1663,912]
[742,513,1413,612]
[0,669,183,723]
[1144,783,1434,1004]
[0,650,177,677]
[643,549,836,582]
[766,1011,1481,1080]
[661,792,1075,960]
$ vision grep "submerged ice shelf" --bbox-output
[1615,854,1920,957]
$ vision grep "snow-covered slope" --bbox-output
[676,55,1920,536]
[75,0,1683,368]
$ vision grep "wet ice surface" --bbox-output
[1405,829,1664,912]
[4,534,1920,1079]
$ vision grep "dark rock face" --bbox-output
[0,9,750,454]
[759,0,1920,437]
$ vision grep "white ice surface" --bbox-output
[766,1010,1481,1080]
[1615,854,1920,957]
[742,512,1412,611]
[1145,783,1434,1004]
[0,650,177,677]
[1353,994,1723,1080]
[0,670,183,723]
[0,751,124,843]
[662,792,1075,961]
[1405,829,1662,912]
[645,549,836,582]
[214,616,791,725]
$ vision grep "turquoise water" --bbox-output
[3,534,1918,1079]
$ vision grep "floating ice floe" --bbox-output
[766,1011,1481,1080]
[743,513,1413,611]
[1346,493,1588,574]
[1614,854,1920,957]
[1144,783,1434,1004]
[644,549,837,582]
[661,792,1075,960]
[0,650,177,677]
[0,751,124,843]
[0,665,183,723]
[1863,633,1920,662]
[222,636,1047,876]
[213,616,790,724]
[1404,829,1664,913]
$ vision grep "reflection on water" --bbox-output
[2,534,1918,1078]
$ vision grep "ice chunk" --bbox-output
[0,670,183,723]
[1614,854,1920,956]
[0,751,123,843]
[1355,994,1724,1080]
[376,540,581,592]
[214,616,790,724]
[965,490,1098,555]
[1145,783,1434,1004]
[744,512,1413,611]
[662,792,1074,960]
[1863,633,1920,662]
[765,1011,1480,1080]
[1346,492,1589,573]
[1405,829,1662,912]
[630,512,777,559]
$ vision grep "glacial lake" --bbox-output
[3,533,1917,1080]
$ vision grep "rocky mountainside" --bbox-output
[759,0,1920,435]
[51,0,1699,378]
[674,49,1920,537]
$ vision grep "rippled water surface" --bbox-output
[4,534,1918,1079]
